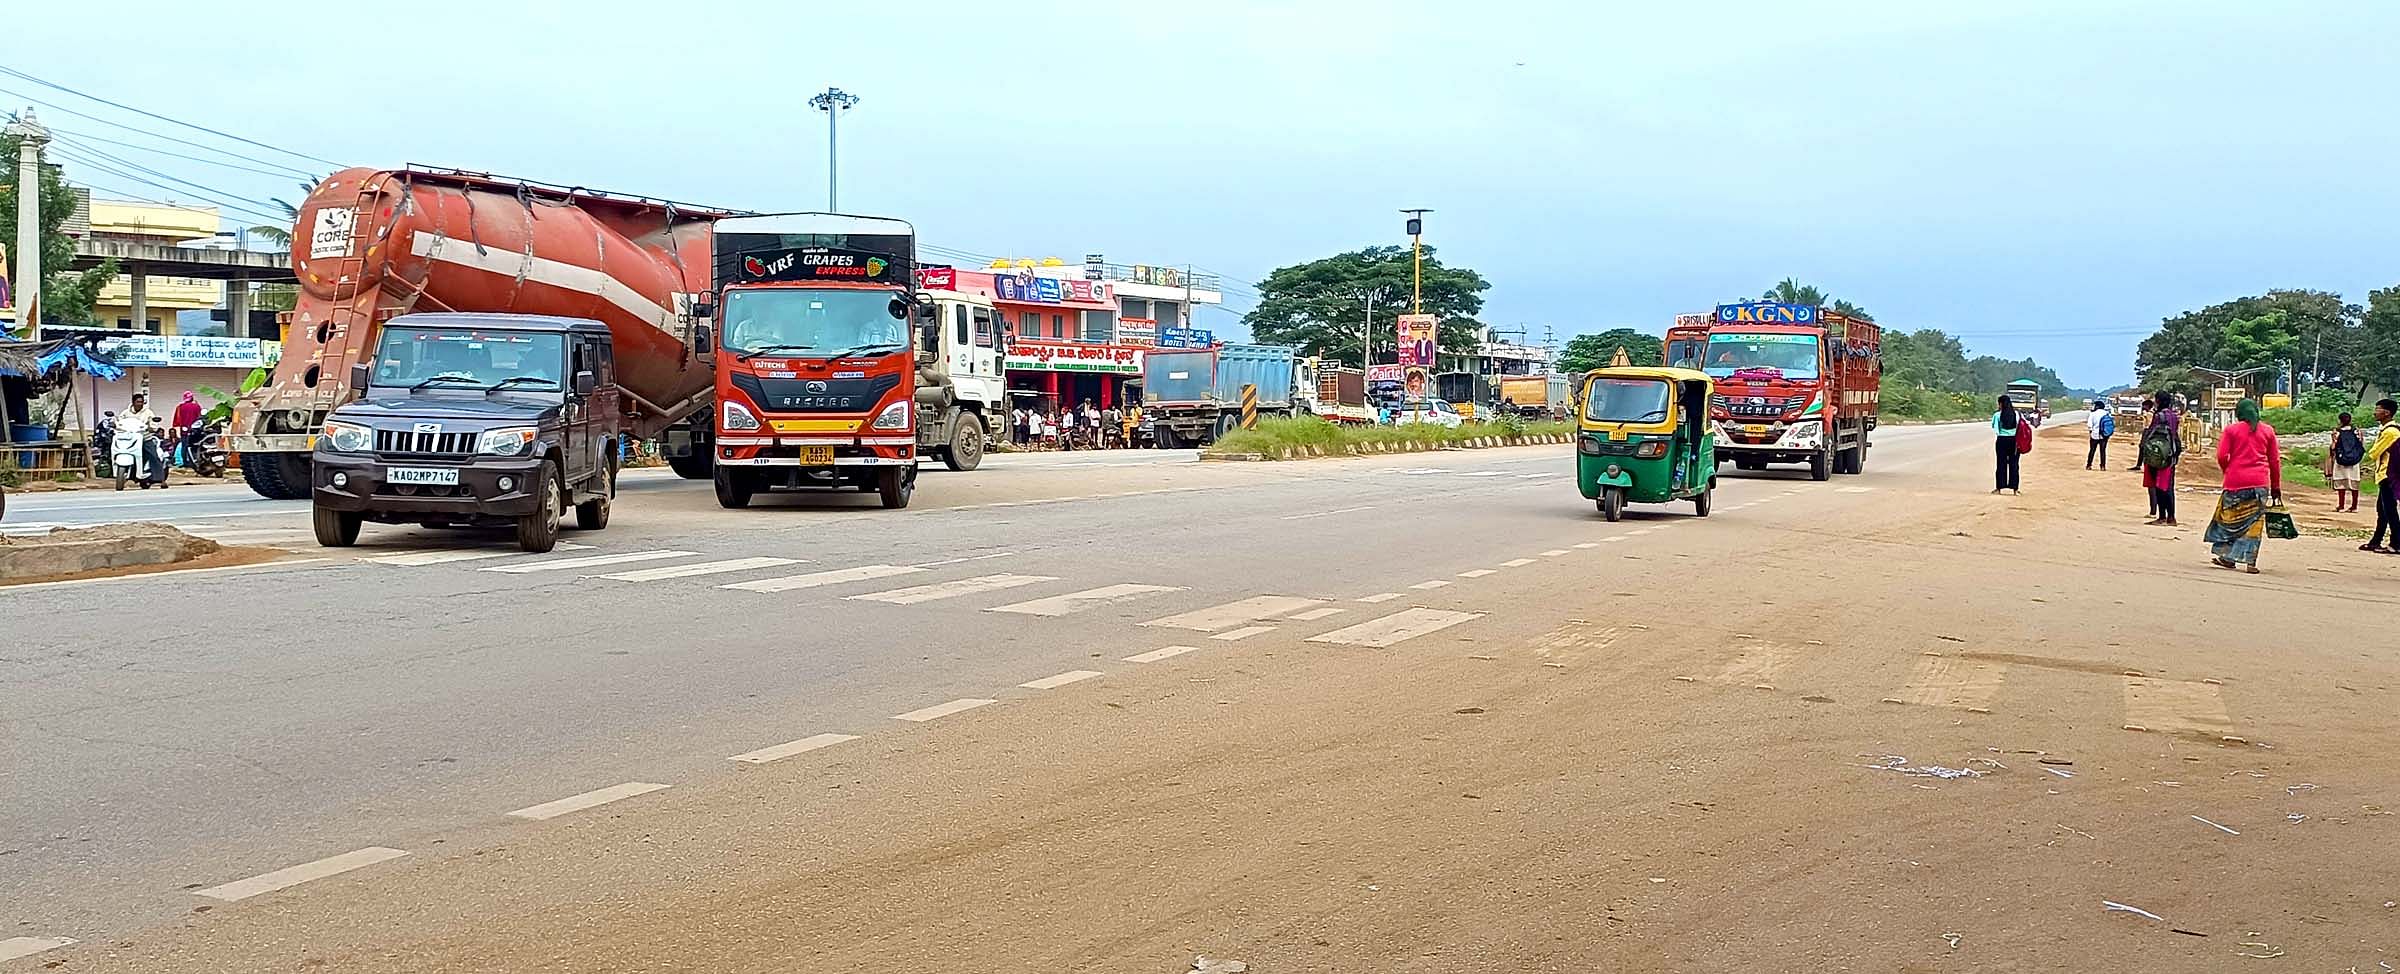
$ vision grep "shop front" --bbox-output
[1003,340,1145,415]
[923,267,1135,414]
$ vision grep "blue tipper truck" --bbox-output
[1142,343,1298,447]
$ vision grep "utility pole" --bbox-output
[808,88,860,211]
[6,107,48,341]
[1354,287,1378,369]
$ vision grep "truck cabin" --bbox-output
[357,314,605,402]
[1701,330,1821,382]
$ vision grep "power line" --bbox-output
[0,63,344,168]
[48,144,288,224]
[48,126,315,180]
[50,138,290,213]
[1,88,323,179]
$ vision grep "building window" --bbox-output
[1081,309,1116,343]
[1122,298,1151,321]
[1050,314,1065,339]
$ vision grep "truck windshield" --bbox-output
[371,327,563,390]
[1583,378,1672,424]
[1666,339,1705,368]
[1704,334,1820,380]
[722,288,907,358]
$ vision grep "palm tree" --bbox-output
[246,179,319,250]
[1763,278,1828,306]
[1829,299,1874,323]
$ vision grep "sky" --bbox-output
[10,0,2398,389]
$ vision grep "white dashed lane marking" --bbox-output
[1539,549,1570,557]
[0,938,78,962]
[1573,542,1601,549]
[1020,669,1104,690]
[1307,608,1485,648]
[1410,579,1452,590]
[1124,645,1201,663]
[1457,569,1497,578]
[1356,592,1404,603]
[848,573,1058,605]
[1500,558,1535,567]
[1280,505,1378,520]
[364,542,590,566]
[1142,595,1324,631]
[482,550,696,574]
[594,556,801,582]
[195,847,410,901]
[723,563,923,593]
[988,583,1183,617]
[893,698,997,722]
[506,782,671,821]
[729,733,858,765]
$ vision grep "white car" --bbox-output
[1391,398,1465,429]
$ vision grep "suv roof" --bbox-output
[386,312,610,336]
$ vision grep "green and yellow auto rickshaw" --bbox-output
[1575,367,1717,521]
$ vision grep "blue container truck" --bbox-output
[1142,343,1298,447]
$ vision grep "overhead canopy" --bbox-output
[0,339,126,381]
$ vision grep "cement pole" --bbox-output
[6,108,48,341]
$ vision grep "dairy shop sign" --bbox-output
[1003,340,1143,374]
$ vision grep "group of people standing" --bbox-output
[2031,391,2296,573]
[1009,401,1143,451]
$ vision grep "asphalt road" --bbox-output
[13,418,2392,971]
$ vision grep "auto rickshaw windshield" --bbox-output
[1583,377,1673,424]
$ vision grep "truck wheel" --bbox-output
[574,458,614,530]
[666,451,713,480]
[1599,486,1624,522]
[241,451,312,500]
[1694,485,1713,518]
[943,414,984,471]
[1851,444,1867,473]
[1213,413,1238,441]
[516,472,562,553]
[878,466,914,509]
[312,504,361,547]
[713,466,753,509]
[1809,446,1832,481]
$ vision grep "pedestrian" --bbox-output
[1102,404,1122,449]
[1058,405,1077,450]
[1009,406,1025,446]
[2328,411,2364,513]
[171,391,203,466]
[2362,399,2400,552]
[2140,391,2182,526]
[2205,398,2282,574]
[1990,395,2021,494]
[2085,399,2114,469]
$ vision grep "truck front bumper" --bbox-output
[1713,419,1823,459]
[715,435,916,467]
[311,452,549,519]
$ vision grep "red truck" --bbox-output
[1700,304,1880,481]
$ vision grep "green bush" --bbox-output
[2262,408,2340,436]
[2286,445,2329,489]
[1883,387,1985,422]
[1207,415,1572,457]
[2297,387,2351,413]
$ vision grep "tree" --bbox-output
[1,132,118,330]
[1758,278,1871,322]
[2134,290,2354,396]
[245,180,316,250]
[1558,328,1661,373]
[1245,245,1489,368]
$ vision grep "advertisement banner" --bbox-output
[1034,278,1063,303]
[97,334,269,369]
[1365,364,1404,384]
[1714,302,1818,324]
[1115,317,1158,347]
[1395,314,1437,367]
[918,266,956,289]
[1157,326,1215,349]
[1673,312,1712,330]
[1003,340,1144,375]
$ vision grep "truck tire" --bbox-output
[666,451,713,480]
[877,466,914,509]
[713,466,753,509]
[242,451,312,500]
[1809,445,1832,481]
[1835,445,1862,475]
[311,504,361,547]
[516,470,563,553]
[942,413,984,471]
[574,457,613,530]
[1214,412,1239,441]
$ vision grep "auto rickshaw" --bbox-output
[1574,367,1717,521]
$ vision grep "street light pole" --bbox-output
[808,88,860,211]
[6,107,48,341]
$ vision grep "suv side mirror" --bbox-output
[692,323,713,356]
[350,362,371,391]
[573,370,598,396]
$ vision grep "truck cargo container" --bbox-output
[1142,343,1298,446]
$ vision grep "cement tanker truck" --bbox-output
[228,166,731,498]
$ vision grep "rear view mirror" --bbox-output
[917,321,940,362]
[693,324,714,356]
[573,370,598,396]
[350,362,371,391]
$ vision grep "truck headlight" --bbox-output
[323,420,371,453]
[477,427,537,456]
[870,400,911,431]
[722,400,762,431]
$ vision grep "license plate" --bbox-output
[799,445,836,465]
[388,466,458,486]
[1743,424,1770,435]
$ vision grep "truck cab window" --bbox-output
[953,305,969,348]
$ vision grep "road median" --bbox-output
[1201,417,1573,461]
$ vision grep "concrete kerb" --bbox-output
[1200,431,1573,462]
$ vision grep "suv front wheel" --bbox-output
[517,469,562,553]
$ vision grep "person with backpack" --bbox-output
[2086,400,2115,469]
[2140,391,2182,526]
[2362,400,2400,552]
[2328,412,2365,513]
[1991,396,2023,494]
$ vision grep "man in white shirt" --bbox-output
[2084,400,2111,470]
[117,393,167,486]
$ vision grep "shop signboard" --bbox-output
[1157,326,1215,348]
[97,334,270,369]
[1673,312,1711,330]
[1395,314,1437,367]
[1714,301,1818,324]
[1115,317,1158,347]
[1003,340,1144,375]
[993,273,1109,307]
[1035,277,1063,303]
[918,266,956,289]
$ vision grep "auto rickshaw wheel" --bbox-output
[1599,486,1625,522]
[1694,485,1712,517]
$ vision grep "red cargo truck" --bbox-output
[1702,305,1879,481]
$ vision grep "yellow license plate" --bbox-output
[1743,424,1769,435]
[800,445,836,464]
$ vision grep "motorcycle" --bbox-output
[110,426,169,491]
[181,420,227,478]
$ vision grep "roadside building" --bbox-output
[929,257,1224,418]
[86,199,227,334]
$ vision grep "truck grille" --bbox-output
[374,429,477,455]
[1712,394,1810,418]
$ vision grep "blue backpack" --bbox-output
[2099,413,2116,438]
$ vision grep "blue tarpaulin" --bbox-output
[36,343,125,380]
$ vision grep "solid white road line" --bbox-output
[729,733,859,765]
[1209,625,1277,641]
[1288,607,1347,621]
[723,563,923,593]
[1457,569,1497,578]
[1124,645,1202,663]
[1500,558,1535,567]
[1020,669,1104,690]
[366,544,589,566]
[893,698,997,722]
[195,847,409,901]
[1280,505,1378,520]
[595,556,801,582]
[1142,595,1325,631]
[1356,592,1404,603]
[988,583,1183,617]
[1409,579,1451,590]
[849,573,1057,604]
[505,782,671,821]
[1462,470,1510,477]
[1307,608,1486,648]
[482,550,695,574]
[0,937,78,962]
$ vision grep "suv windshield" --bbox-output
[722,288,907,358]
[1583,377,1672,423]
[371,327,563,390]
[1704,333,1820,379]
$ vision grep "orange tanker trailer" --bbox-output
[229,166,734,498]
